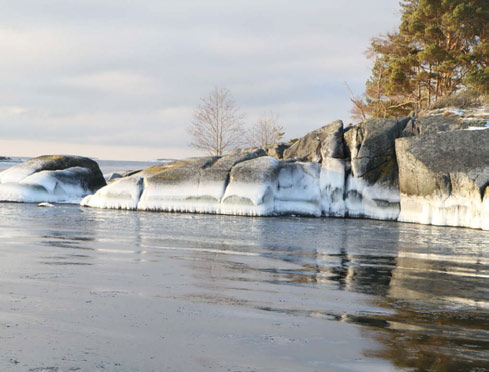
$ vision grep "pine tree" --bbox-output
[357,0,489,118]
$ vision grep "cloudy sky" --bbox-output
[0,0,400,160]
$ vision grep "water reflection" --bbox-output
[1,203,488,371]
[180,217,489,371]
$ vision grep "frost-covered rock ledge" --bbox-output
[82,120,348,218]
[0,107,487,230]
[0,155,106,203]
[82,107,489,230]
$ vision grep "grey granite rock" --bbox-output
[401,115,462,137]
[396,128,489,229]
[283,120,345,162]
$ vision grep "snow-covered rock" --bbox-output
[0,155,106,203]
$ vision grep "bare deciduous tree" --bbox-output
[245,112,284,148]
[187,87,245,156]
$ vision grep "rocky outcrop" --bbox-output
[83,150,284,215]
[396,129,489,229]
[82,149,342,217]
[283,120,345,162]
[0,155,106,203]
[0,108,477,230]
[264,143,290,159]
[282,120,348,216]
[344,117,410,220]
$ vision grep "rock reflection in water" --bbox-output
[185,217,489,371]
[1,203,488,371]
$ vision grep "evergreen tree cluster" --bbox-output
[353,0,488,119]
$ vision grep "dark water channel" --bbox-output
[0,203,488,371]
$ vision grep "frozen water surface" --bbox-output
[0,203,488,371]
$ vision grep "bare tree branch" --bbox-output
[187,87,245,156]
[345,82,368,122]
[245,112,284,148]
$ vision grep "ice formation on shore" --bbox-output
[0,155,106,204]
[0,167,97,203]
[82,156,352,217]
[397,193,489,230]
[344,176,401,221]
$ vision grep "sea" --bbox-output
[0,159,488,371]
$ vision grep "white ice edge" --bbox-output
[398,193,489,230]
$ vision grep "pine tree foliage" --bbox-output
[356,0,489,118]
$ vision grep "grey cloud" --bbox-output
[0,0,399,159]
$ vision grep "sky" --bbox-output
[0,0,400,161]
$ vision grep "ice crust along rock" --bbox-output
[3,114,489,231]
[0,155,106,204]
[81,176,144,210]
[396,128,489,230]
[320,158,346,217]
[345,175,401,220]
[82,155,350,217]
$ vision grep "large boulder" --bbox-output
[344,117,410,220]
[0,155,106,203]
[283,120,348,217]
[283,120,345,162]
[221,156,281,215]
[396,128,489,230]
